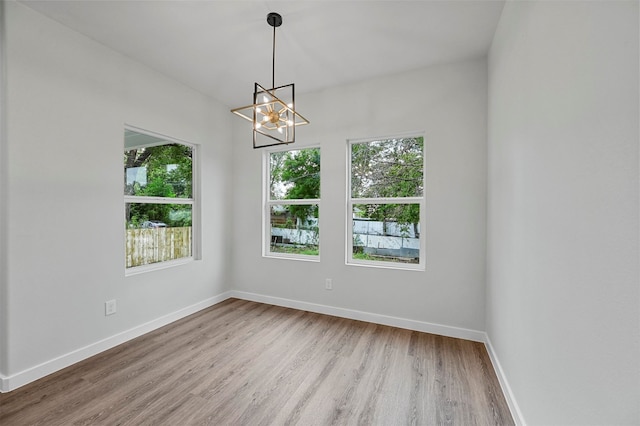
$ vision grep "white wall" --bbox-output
[487,1,639,424]
[231,59,489,335]
[1,2,233,385]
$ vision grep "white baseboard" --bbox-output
[0,291,233,392]
[484,335,526,426]
[229,290,487,342]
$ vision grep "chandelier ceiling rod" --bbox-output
[271,17,276,88]
[267,12,282,89]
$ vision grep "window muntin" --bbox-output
[348,136,425,269]
[124,128,196,271]
[266,147,320,259]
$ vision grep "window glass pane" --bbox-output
[352,203,420,264]
[125,203,192,268]
[351,137,423,198]
[126,202,192,228]
[270,204,319,256]
[269,148,320,200]
[124,144,193,198]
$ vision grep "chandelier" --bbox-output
[231,12,309,149]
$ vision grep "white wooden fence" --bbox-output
[126,227,192,268]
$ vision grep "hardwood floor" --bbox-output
[0,299,514,425]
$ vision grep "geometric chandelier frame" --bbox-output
[231,82,309,148]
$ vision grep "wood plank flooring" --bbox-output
[0,298,514,425]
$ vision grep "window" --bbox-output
[124,128,197,271]
[265,147,320,259]
[347,136,425,269]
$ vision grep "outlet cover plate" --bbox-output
[105,299,117,316]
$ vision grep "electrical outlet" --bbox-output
[105,299,117,316]
[325,278,333,290]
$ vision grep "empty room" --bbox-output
[0,1,638,425]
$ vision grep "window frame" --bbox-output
[346,134,426,271]
[124,125,200,275]
[263,145,321,262]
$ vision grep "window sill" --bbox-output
[346,259,425,272]
[264,253,320,263]
[125,257,194,276]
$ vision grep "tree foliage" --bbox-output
[351,137,423,198]
[124,144,193,227]
[270,148,320,226]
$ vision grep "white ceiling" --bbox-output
[19,0,505,108]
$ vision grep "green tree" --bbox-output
[125,144,192,197]
[269,151,287,199]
